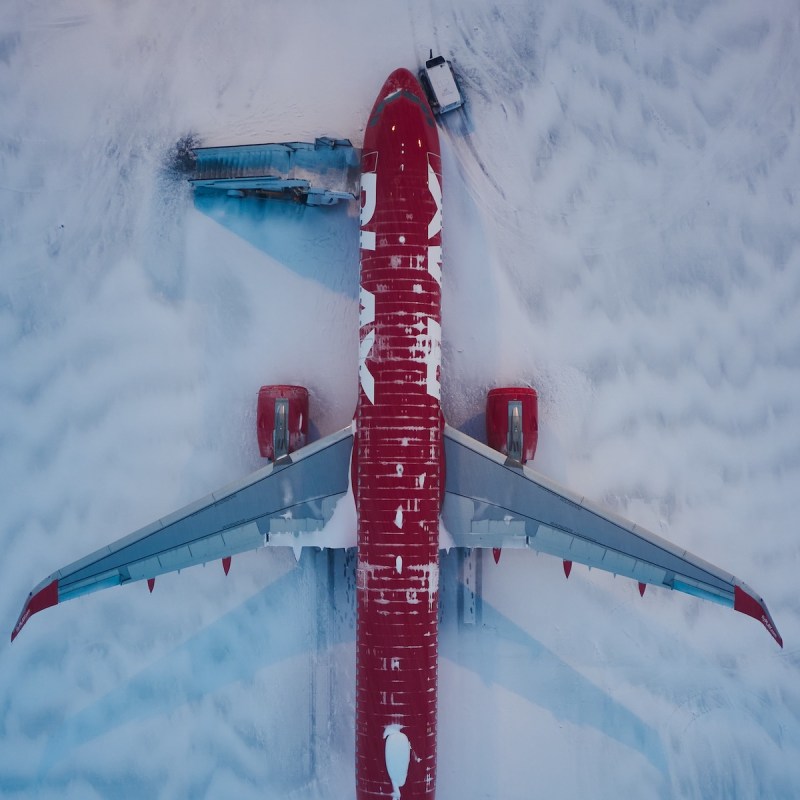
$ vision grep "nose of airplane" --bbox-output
[377,67,428,105]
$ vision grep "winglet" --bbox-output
[734,585,783,648]
[11,579,59,642]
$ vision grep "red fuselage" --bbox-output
[355,69,443,799]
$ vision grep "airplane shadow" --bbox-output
[37,549,357,779]
[39,549,666,786]
[438,551,669,781]
[192,191,360,299]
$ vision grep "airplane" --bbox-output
[12,67,782,800]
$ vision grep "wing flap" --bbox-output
[442,425,782,647]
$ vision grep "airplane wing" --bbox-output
[441,425,782,647]
[12,426,354,641]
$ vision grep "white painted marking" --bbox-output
[396,463,404,477]
[399,235,406,244]
[394,506,404,529]
[427,245,442,285]
[412,283,423,293]
[396,555,403,574]
[360,172,376,221]
[359,286,375,327]
[417,472,426,488]
[427,161,442,239]
[361,229,375,250]
[359,330,375,403]
[359,286,376,404]
[384,726,411,800]
[360,171,376,251]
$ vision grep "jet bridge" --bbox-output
[189,137,360,206]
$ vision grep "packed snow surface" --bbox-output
[2,1,799,798]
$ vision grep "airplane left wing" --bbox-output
[12,426,354,641]
[441,425,782,647]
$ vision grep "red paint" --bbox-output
[222,556,232,575]
[485,387,538,463]
[563,559,572,579]
[147,578,155,593]
[734,585,783,647]
[355,69,442,799]
[493,548,502,564]
[638,582,646,597]
[256,385,309,459]
[11,579,58,642]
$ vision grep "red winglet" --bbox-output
[734,585,783,648]
[563,560,572,579]
[638,582,646,597]
[492,548,501,565]
[222,556,232,575]
[11,579,59,642]
[147,578,155,593]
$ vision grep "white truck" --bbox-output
[419,54,464,115]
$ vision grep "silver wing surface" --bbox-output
[441,425,782,647]
[12,426,354,641]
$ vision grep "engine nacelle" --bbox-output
[486,387,538,464]
[257,385,309,460]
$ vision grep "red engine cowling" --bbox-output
[256,385,309,460]
[486,387,538,464]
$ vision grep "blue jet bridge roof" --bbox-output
[190,137,360,205]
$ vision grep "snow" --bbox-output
[2,1,800,798]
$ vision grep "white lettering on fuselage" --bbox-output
[427,245,442,286]
[359,170,378,403]
[359,285,376,404]
[427,160,442,239]
[358,158,443,405]
[360,171,377,251]
[424,158,442,399]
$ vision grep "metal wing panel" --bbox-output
[12,427,353,640]
[441,425,782,646]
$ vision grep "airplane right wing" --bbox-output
[12,426,354,641]
[441,425,782,647]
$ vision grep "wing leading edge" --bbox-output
[441,425,782,647]
[12,426,354,642]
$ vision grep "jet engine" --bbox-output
[486,387,538,464]
[256,385,309,460]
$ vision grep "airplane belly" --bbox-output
[356,69,443,800]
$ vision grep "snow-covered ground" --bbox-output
[2,1,799,797]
